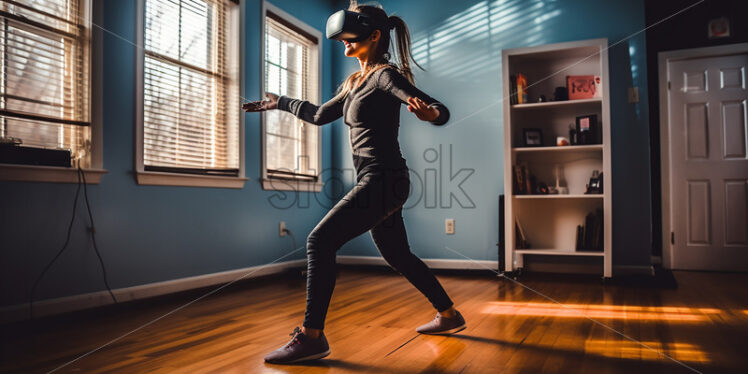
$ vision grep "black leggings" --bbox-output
[303,167,455,330]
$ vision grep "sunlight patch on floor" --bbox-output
[584,339,709,363]
[481,301,721,322]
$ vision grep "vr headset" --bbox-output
[326,10,374,42]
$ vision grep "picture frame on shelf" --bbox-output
[566,75,602,99]
[575,114,599,145]
[522,128,543,147]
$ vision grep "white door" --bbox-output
[668,52,748,271]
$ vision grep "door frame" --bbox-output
[658,42,748,269]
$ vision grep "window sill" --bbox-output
[0,163,107,184]
[261,177,323,192]
[136,170,248,189]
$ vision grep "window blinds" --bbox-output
[264,13,319,180]
[143,0,239,175]
[0,0,91,166]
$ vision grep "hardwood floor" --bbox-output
[2,266,747,373]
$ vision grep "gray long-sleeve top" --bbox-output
[276,64,450,176]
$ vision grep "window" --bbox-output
[0,0,104,183]
[262,3,322,191]
[136,0,244,188]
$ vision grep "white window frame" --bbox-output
[0,0,106,184]
[260,1,323,192]
[134,0,246,189]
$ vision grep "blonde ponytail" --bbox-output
[386,14,423,85]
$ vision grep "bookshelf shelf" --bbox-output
[502,38,612,278]
[513,194,603,199]
[513,144,603,153]
[511,98,602,110]
[514,249,605,257]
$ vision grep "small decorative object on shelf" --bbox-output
[517,73,528,104]
[553,86,568,101]
[593,76,603,98]
[537,94,547,103]
[585,170,603,194]
[548,164,568,195]
[568,124,577,145]
[535,182,549,194]
[522,128,543,147]
[556,136,570,146]
[575,114,599,145]
[510,73,530,104]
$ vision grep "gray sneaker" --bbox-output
[416,310,466,335]
[264,326,331,364]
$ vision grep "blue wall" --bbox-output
[332,0,652,267]
[0,0,338,307]
[1,0,654,308]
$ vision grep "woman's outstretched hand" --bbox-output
[242,92,279,112]
[406,97,439,122]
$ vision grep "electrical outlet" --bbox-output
[279,221,287,237]
[445,219,455,235]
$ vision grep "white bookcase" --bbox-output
[502,38,612,278]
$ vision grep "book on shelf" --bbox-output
[576,208,603,251]
[515,216,529,249]
[512,164,522,194]
[575,225,584,251]
[584,212,595,250]
[512,162,537,195]
[595,207,603,250]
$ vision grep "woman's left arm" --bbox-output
[379,68,450,126]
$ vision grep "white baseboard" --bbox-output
[336,255,500,271]
[1,259,306,324]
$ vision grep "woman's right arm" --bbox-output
[276,95,344,126]
[379,67,450,126]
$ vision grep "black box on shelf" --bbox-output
[0,144,72,167]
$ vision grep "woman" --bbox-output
[243,2,465,364]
